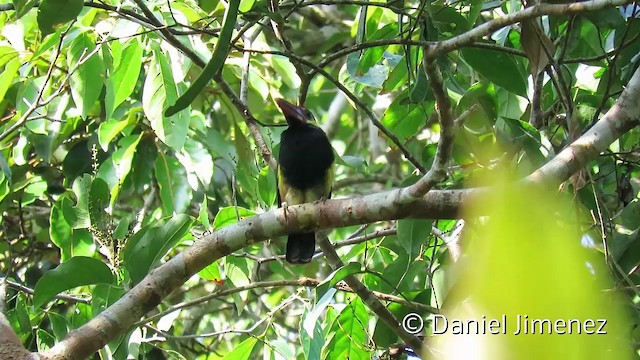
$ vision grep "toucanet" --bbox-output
[275,98,335,264]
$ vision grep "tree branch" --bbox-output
[42,65,640,359]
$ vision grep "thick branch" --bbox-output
[42,66,640,359]
[525,66,640,185]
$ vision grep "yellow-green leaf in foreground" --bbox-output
[428,179,632,360]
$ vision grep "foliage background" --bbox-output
[0,0,639,358]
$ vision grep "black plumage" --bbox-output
[276,98,334,264]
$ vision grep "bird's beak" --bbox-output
[275,98,306,125]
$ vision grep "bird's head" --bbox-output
[275,98,315,127]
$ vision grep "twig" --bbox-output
[316,234,424,350]
[4,279,91,304]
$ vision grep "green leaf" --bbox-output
[198,260,222,282]
[225,256,251,314]
[70,174,92,229]
[221,337,258,360]
[409,66,430,103]
[143,45,189,151]
[91,284,125,316]
[180,137,214,189]
[381,56,408,93]
[37,0,83,36]
[97,118,131,151]
[495,117,545,168]
[257,165,276,207]
[89,177,110,232]
[461,46,527,97]
[105,39,143,121]
[33,256,114,308]
[213,206,256,229]
[316,262,362,300]
[13,0,39,19]
[0,57,20,102]
[326,297,370,360]
[198,197,211,228]
[122,214,194,285]
[48,312,70,341]
[50,198,95,261]
[233,123,258,198]
[397,219,432,260]
[67,32,105,118]
[356,23,398,75]
[340,155,367,176]
[109,134,142,206]
[154,154,191,215]
[381,93,433,144]
[37,329,55,351]
[301,316,324,360]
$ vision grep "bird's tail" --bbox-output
[286,233,316,264]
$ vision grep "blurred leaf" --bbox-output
[37,0,83,35]
[221,336,257,359]
[199,260,223,282]
[37,328,55,351]
[89,177,110,232]
[92,284,125,316]
[33,256,114,308]
[430,180,633,359]
[165,0,239,115]
[495,117,546,167]
[97,119,131,151]
[356,23,398,75]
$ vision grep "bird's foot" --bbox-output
[282,201,289,221]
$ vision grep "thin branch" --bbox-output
[402,49,455,201]
[316,234,424,350]
[135,276,436,329]
[238,46,427,173]
[4,279,91,304]
[431,0,635,58]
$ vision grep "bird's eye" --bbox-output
[304,110,314,121]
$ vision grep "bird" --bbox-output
[275,98,335,264]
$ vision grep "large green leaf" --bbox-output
[316,262,363,300]
[105,39,143,121]
[143,45,189,151]
[33,256,114,308]
[0,57,20,102]
[397,219,432,260]
[325,297,370,360]
[122,214,194,285]
[37,0,83,36]
[381,93,433,145]
[461,46,527,97]
[221,336,257,360]
[213,206,256,229]
[50,198,94,261]
[154,154,191,215]
[67,32,105,118]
